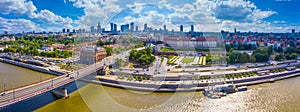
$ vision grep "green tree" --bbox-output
[275,54,285,61]
[249,56,256,63]
[252,49,270,62]
[284,46,296,54]
[113,58,125,68]
[104,47,112,56]
[229,52,241,64]
[239,52,250,63]
[287,53,298,60]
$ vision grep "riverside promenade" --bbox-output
[82,62,300,92]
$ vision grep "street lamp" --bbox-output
[10,82,15,100]
[51,79,54,87]
[40,75,43,82]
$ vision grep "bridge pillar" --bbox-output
[97,65,110,76]
[52,88,68,98]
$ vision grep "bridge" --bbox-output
[0,47,141,108]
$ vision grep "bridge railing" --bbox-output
[0,73,67,93]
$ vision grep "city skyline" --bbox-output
[0,0,300,33]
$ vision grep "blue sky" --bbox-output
[0,0,299,33]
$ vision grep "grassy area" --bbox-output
[181,57,195,64]
[160,47,175,52]
[167,55,178,65]
[159,48,224,52]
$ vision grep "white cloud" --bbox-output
[0,17,43,33]
[70,0,122,30]
[1,0,296,33]
[0,0,74,31]
[30,10,73,25]
[0,0,36,15]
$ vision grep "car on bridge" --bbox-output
[0,92,6,96]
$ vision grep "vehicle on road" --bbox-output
[1,92,6,96]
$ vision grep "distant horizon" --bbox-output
[1,0,300,33]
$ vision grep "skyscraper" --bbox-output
[90,26,95,33]
[164,25,167,31]
[121,24,129,32]
[234,28,237,33]
[191,25,194,33]
[110,23,114,32]
[136,26,138,32]
[130,22,134,32]
[180,25,183,32]
[114,24,117,32]
[62,28,66,33]
[144,24,147,32]
[97,22,101,33]
[67,29,70,33]
[292,29,295,33]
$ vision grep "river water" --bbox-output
[35,76,300,112]
[0,62,55,91]
[1,62,300,112]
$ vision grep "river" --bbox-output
[1,62,300,112]
[35,76,300,112]
[0,62,55,91]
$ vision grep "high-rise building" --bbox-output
[97,22,101,33]
[90,26,95,33]
[121,24,129,32]
[180,25,183,32]
[110,23,114,32]
[114,24,117,32]
[136,26,138,32]
[292,29,295,33]
[163,25,167,31]
[234,28,237,33]
[62,28,66,33]
[67,29,70,33]
[73,29,76,33]
[144,24,148,32]
[130,22,134,32]
[191,25,194,33]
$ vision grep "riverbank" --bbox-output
[36,76,300,112]
[88,68,300,92]
[0,58,65,75]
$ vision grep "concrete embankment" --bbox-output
[85,69,300,92]
[0,58,64,75]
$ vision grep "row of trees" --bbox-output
[225,44,257,51]
[96,40,115,47]
[227,46,300,63]
[129,47,155,66]
[228,48,269,64]
[40,49,73,58]
[1,36,74,58]
[274,46,299,61]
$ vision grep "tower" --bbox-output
[97,22,101,33]
[292,29,295,33]
[144,24,148,32]
[130,22,134,32]
[62,28,66,33]
[90,26,95,33]
[114,24,117,32]
[180,25,183,33]
[110,23,114,32]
